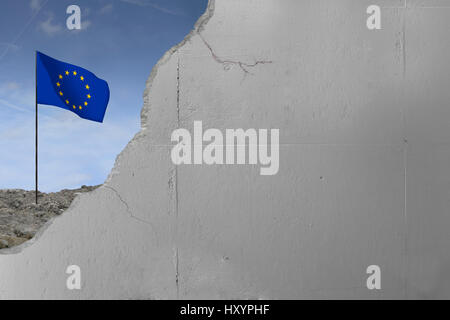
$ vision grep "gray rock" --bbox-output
[0,185,99,249]
[0,239,8,249]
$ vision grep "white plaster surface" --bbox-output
[1,0,450,299]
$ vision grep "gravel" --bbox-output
[0,185,99,249]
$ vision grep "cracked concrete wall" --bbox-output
[1,0,450,299]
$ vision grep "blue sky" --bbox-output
[0,0,207,191]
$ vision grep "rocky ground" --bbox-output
[0,185,99,249]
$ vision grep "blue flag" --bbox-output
[36,51,110,123]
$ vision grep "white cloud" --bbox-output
[0,81,20,93]
[70,19,92,34]
[0,98,29,113]
[120,0,184,16]
[0,118,136,191]
[100,4,113,14]
[0,82,33,113]
[30,0,43,12]
[0,93,138,191]
[82,20,92,30]
[78,19,92,31]
[0,42,19,51]
[39,14,63,36]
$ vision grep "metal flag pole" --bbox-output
[35,51,38,205]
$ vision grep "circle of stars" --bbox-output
[56,70,92,111]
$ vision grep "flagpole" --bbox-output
[35,51,38,205]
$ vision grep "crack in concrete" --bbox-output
[174,55,181,299]
[401,8,408,300]
[103,185,156,232]
[138,0,216,299]
[175,247,180,299]
[199,34,272,75]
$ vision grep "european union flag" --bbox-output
[36,51,110,123]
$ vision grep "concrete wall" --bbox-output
[1,0,450,299]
